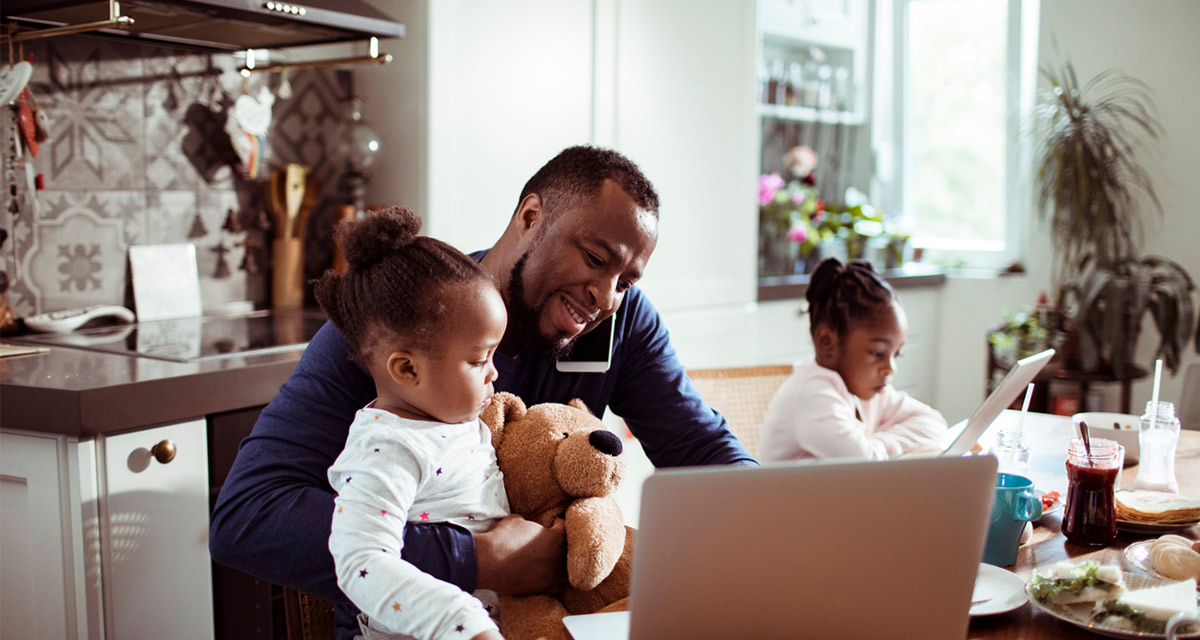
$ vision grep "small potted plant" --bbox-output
[1033,60,1197,376]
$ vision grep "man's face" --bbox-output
[507,180,658,358]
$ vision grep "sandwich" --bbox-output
[1029,560,1127,604]
[1091,578,1199,634]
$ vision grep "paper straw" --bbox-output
[1148,358,1163,429]
[1016,383,1034,434]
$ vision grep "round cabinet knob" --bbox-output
[150,440,177,464]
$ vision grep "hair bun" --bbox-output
[338,206,423,270]
[805,257,845,306]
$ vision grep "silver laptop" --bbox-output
[564,454,998,640]
[938,348,1055,456]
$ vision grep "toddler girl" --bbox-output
[759,257,947,461]
[315,207,508,640]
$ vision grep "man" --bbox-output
[210,145,756,638]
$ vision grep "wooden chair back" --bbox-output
[283,586,336,640]
[687,365,793,458]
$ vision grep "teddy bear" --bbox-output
[480,392,635,640]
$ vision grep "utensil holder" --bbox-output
[272,237,305,308]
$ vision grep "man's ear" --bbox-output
[386,351,419,386]
[514,192,545,238]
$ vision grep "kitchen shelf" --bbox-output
[757,103,864,125]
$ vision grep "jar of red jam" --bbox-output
[1062,437,1121,546]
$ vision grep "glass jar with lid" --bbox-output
[1132,401,1180,493]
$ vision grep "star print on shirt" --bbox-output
[374,448,380,453]
[455,625,464,632]
[392,602,402,612]
[359,569,368,579]
[436,467,443,475]
[345,476,352,483]
[420,512,430,521]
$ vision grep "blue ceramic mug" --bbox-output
[983,473,1043,567]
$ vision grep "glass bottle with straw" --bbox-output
[994,383,1035,478]
[1132,359,1181,493]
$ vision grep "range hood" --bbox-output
[1,0,404,52]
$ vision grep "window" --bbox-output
[872,0,1040,269]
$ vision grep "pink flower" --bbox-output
[787,224,808,243]
[758,173,785,206]
[784,146,819,178]
[790,189,808,206]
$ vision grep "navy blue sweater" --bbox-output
[209,273,756,638]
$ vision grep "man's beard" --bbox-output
[506,251,578,360]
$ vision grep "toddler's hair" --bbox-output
[313,206,491,362]
[805,257,898,339]
[518,145,661,221]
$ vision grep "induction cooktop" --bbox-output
[18,309,327,363]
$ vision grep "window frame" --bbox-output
[871,0,1041,271]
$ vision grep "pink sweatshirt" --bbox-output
[759,357,947,461]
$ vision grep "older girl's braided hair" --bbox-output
[805,257,897,340]
[312,206,491,363]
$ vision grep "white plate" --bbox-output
[1025,571,1200,638]
[1118,519,1200,535]
[1125,540,1165,579]
[1037,489,1064,519]
[971,563,1028,616]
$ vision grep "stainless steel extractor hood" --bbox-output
[1,0,404,52]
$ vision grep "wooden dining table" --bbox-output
[968,410,1200,639]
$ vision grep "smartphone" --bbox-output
[555,309,617,373]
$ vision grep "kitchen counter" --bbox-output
[756,262,948,301]
[1,330,308,438]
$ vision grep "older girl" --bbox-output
[759,258,947,461]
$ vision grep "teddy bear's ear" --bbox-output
[480,392,527,447]
[567,398,592,415]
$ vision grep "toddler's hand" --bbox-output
[471,630,504,640]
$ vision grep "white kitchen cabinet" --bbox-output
[97,419,213,640]
[0,430,89,640]
[1,419,213,640]
[609,0,760,313]
[758,0,867,50]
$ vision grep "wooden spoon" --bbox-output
[283,164,307,239]
[293,172,321,238]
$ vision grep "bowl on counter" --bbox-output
[1071,412,1140,465]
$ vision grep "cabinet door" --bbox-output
[0,431,84,640]
[99,420,213,640]
[424,0,595,251]
[613,0,759,312]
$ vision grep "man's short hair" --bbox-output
[517,145,661,221]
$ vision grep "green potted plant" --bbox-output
[1033,60,1197,376]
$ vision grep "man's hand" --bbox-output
[475,515,566,596]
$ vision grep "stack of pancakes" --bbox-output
[1116,490,1200,525]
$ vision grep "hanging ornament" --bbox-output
[221,208,243,233]
[187,209,208,238]
[254,206,272,232]
[211,242,231,279]
[239,237,263,275]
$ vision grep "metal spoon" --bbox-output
[1078,419,1093,464]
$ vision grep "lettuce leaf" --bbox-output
[1029,561,1109,603]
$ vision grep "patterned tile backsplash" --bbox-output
[1,35,355,320]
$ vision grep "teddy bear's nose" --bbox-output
[588,430,623,456]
